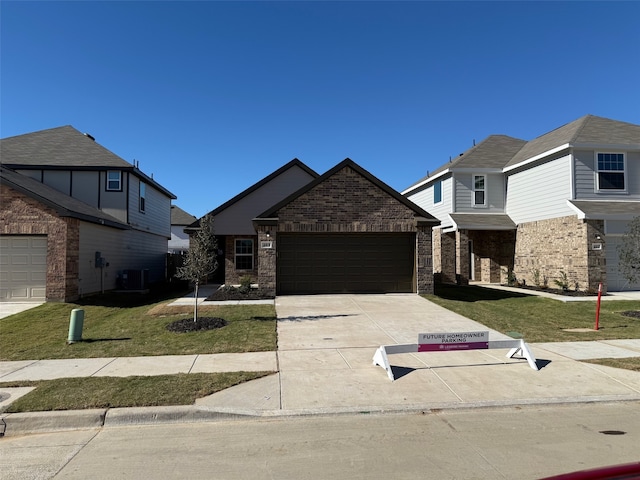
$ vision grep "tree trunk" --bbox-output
[193,280,199,322]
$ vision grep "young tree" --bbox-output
[176,213,218,322]
[618,216,640,286]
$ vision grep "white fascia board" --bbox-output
[572,142,640,151]
[503,144,570,173]
[401,168,450,195]
[567,200,586,219]
[448,168,504,174]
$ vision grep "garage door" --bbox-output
[0,236,47,301]
[277,233,415,294]
[606,236,640,291]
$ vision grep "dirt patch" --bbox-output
[621,311,640,319]
[166,317,227,333]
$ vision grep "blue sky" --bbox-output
[2,1,639,218]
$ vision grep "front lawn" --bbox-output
[0,291,277,361]
[424,284,640,343]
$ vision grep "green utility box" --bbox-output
[67,308,85,344]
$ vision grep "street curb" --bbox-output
[1,409,106,437]
[4,395,640,437]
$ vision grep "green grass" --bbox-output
[0,372,273,413]
[0,290,277,361]
[424,284,640,343]
[585,357,640,372]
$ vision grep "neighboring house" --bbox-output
[190,158,439,295]
[0,125,176,302]
[404,115,640,292]
[168,205,197,254]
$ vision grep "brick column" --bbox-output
[456,229,470,285]
[440,230,456,284]
[416,225,433,294]
[256,224,277,296]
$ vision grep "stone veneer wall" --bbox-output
[514,215,606,293]
[263,165,434,295]
[224,235,258,285]
[0,184,79,301]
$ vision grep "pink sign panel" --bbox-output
[418,331,489,352]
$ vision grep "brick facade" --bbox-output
[224,235,259,285]
[0,184,80,301]
[514,215,606,293]
[256,165,434,295]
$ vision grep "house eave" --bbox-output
[504,143,571,173]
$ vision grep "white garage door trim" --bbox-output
[0,235,47,301]
[606,235,640,292]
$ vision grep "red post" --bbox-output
[595,282,603,330]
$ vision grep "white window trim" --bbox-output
[234,238,254,271]
[106,171,122,191]
[595,152,627,194]
[433,180,443,205]
[472,174,487,208]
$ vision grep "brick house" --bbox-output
[404,115,640,292]
[0,126,176,302]
[190,158,439,295]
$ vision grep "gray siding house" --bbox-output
[404,115,640,292]
[168,205,197,254]
[0,126,176,301]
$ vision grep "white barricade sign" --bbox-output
[373,331,538,381]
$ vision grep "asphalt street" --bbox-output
[2,402,639,480]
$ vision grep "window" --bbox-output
[235,239,253,270]
[139,182,146,212]
[596,153,626,191]
[106,171,122,191]
[473,175,486,206]
[433,180,442,204]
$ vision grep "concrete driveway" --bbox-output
[0,302,43,319]
[198,294,640,414]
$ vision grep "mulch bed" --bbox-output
[206,287,275,301]
[621,311,640,319]
[166,317,227,333]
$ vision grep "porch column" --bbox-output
[440,230,456,284]
[456,229,470,285]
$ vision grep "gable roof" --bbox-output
[0,125,176,199]
[187,158,319,230]
[568,200,640,220]
[505,115,640,170]
[256,158,439,224]
[171,205,197,226]
[403,135,526,194]
[0,166,129,229]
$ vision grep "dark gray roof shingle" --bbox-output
[506,115,640,168]
[0,125,133,168]
[449,213,516,230]
[171,205,197,226]
[405,135,526,191]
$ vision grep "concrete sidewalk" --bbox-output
[2,293,640,436]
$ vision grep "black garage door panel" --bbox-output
[277,234,415,294]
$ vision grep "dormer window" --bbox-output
[596,153,626,191]
[106,171,122,191]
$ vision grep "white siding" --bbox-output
[99,171,128,223]
[506,154,574,224]
[406,176,453,224]
[454,173,505,213]
[169,226,190,252]
[79,223,168,295]
[127,175,171,237]
[214,166,316,235]
[574,149,640,200]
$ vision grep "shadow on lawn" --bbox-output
[76,285,190,308]
[433,284,531,303]
[80,337,132,343]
